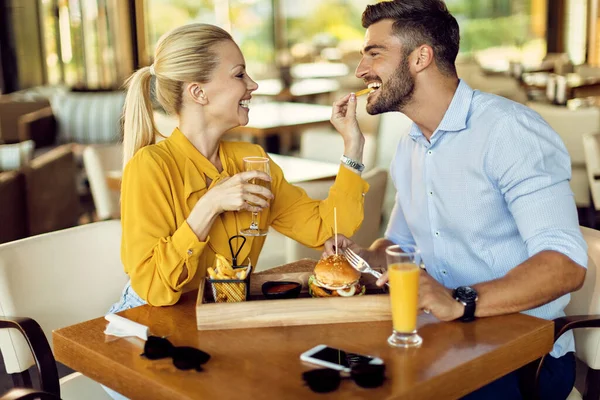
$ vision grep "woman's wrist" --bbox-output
[187,195,220,240]
[342,138,365,162]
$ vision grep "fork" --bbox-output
[344,248,389,287]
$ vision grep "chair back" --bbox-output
[527,102,600,207]
[582,132,600,211]
[567,226,600,369]
[299,129,377,172]
[0,221,127,374]
[285,168,388,261]
[83,144,122,220]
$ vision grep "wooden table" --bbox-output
[153,102,333,154]
[229,102,332,153]
[53,263,554,400]
[254,78,340,103]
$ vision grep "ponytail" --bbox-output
[122,66,160,167]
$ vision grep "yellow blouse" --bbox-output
[121,128,369,306]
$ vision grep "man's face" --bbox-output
[355,19,415,115]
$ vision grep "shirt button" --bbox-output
[187,249,193,256]
[362,193,366,197]
[429,191,433,196]
[442,270,447,275]
[435,231,440,237]
[428,150,433,155]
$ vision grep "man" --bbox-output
[325,1,588,399]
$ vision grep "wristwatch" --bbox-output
[453,286,478,322]
[340,155,365,173]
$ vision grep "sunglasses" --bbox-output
[302,363,386,393]
[141,336,211,371]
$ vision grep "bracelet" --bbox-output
[340,155,365,172]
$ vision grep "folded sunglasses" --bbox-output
[302,363,386,393]
[141,336,211,371]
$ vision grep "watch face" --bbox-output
[456,286,478,302]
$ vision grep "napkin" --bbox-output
[104,314,149,341]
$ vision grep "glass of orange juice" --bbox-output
[386,244,423,348]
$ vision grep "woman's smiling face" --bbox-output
[201,40,259,130]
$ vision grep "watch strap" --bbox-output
[340,155,365,172]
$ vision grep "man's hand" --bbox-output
[418,272,464,321]
[377,269,464,322]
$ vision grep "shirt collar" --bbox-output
[409,79,474,142]
[167,128,240,198]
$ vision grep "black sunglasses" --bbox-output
[302,363,386,393]
[141,336,211,371]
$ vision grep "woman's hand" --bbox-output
[330,93,365,162]
[204,170,273,215]
[322,234,364,259]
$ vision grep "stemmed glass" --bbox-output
[240,157,271,237]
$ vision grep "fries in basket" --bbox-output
[207,254,251,303]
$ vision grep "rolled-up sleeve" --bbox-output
[486,111,588,268]
[121,149,209,306]
[268,160,369,249]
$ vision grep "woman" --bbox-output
[110,23,368,312]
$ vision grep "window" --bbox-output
[446,0,548,70]
[143,0,274,78]
[40,0,128,88]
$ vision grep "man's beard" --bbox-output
[367,57,415,115]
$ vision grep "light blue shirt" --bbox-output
[385,80,588,358]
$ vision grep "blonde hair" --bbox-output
[122,23,233,166]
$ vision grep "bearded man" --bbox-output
[325,1,587,399]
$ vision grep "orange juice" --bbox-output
[388,263,420,333]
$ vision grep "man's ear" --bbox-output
[414,45,434,73]
[186,83,208,105]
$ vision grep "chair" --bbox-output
[1,387,60,400]
[527,102,600,208]
[583,133,600,227]
[83,144,123,220]
[528,226,600,399]
[284,168,388,262]
[0,221,128,399]
[299,129,377,172]
[0,144,79,243]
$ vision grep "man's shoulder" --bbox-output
[469,90,542,129]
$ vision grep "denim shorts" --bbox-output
[107,280,146,314]
[103,280,146,400]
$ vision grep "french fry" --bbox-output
[355,87,374,97]
[207,267,218,279]
[215,254,236,278]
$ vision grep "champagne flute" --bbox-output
[240,157,271,237]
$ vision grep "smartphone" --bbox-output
[300,344,384,373]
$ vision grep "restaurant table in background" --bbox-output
[154,101,332,154]
[521,72,600,103]
[105,153,340,191]
[254,78,340,104]
[290,62,349,79]
[53,261,554,400]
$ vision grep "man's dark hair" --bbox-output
[362,0,460,76]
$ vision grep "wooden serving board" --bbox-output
[196,259,392,331]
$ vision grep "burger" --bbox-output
[308,254,365,297]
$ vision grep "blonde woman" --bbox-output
[109,23,369,313]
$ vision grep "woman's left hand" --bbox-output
[330,93,365,161]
